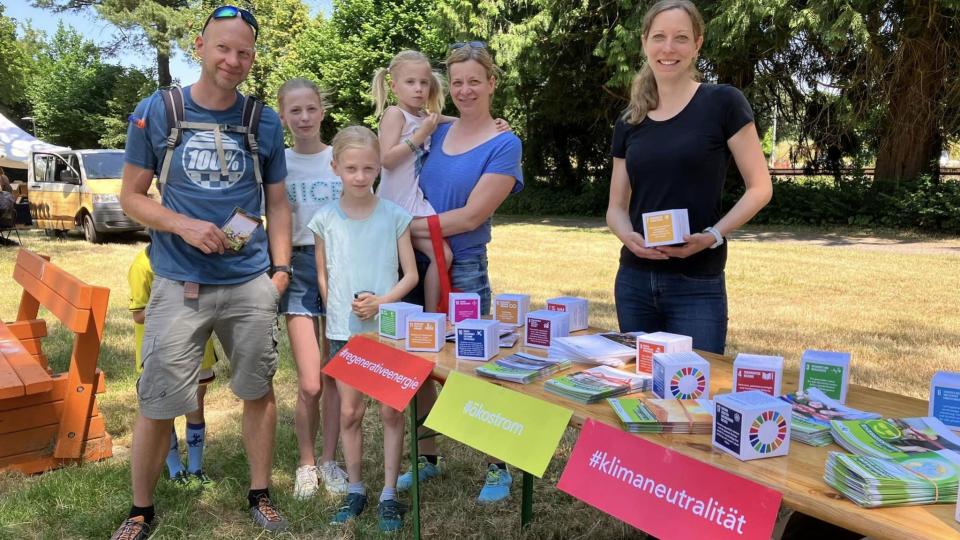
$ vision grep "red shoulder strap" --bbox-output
[427,215,454,313]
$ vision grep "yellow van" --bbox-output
[27,149,153,243]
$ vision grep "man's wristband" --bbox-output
[703,227,724,249]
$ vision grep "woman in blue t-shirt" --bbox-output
[400,42,523,503]
[606,0,772,354]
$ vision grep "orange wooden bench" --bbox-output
[0,248,112,474]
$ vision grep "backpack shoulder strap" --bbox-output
[240,95,264,187]
[157,86,185,195]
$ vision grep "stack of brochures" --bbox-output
[475,352,571,385]
[544,365,652,404]
[608,397,714,434]
[548,332,644,368]
[823,417,960,507]
[779,388,880,446]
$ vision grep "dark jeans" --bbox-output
[405,252,492,315]
[614,264,728,354]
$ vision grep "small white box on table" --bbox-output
[930,371,960,430]
[799,350,851,404]
[449,292,481,324]
[378,302,422,340]
[636,332,692,374]
[405,312,447,353]
[494,294,530,327]
[652,351,710,400]
[713,390,792,461]
[455,318,499,361]
[546,296,589,332]
[524,309,570,349]
[733,353,784,396]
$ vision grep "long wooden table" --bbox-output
[369,330,960,540]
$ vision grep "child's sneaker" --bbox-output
[317,460,349,495]
[293,464,319,500]
[477,464,512,503]
[109,516,152,540]
[377,499,407,533]
[189,470,213,489]
[331,492,367,524]
[396,456,444,491]
[250,493,288,531]
[171,470,190,486]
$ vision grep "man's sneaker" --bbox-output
[316,460,349,495]
[396,456,444,491]
[171,470,190,486]
[109,516,152,540]
[188,470,213,489]
[293,464,320,500]
[377,498,407,533]
[477,464,512,503]
[330,492,367,524]
[250,494,288,531]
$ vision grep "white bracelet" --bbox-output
[703,226,724,249]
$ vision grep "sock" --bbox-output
[247,488,270,509]
[128,504,155,524]
[347,482,366,495]
[491,462,507,471]
[379,487,398,502]
[165,428,184,478]
[422,454,438,466]
[185,422,205,473]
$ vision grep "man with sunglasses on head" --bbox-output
[113,6,291,539]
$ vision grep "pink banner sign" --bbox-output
[558,419,782,540]
[322,336,435,411]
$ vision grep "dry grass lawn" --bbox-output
[0,220,957,539]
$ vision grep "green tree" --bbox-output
[0,5,31,118]
[34,0,191,87]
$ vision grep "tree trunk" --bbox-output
[872,3,945,189]
[157,48,171,87]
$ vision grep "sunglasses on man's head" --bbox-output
[203,5,259,41]
[450,41,487,50]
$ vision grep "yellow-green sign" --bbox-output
[424,371,573,477]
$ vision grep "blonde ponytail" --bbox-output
[426,71,447,115]
[371,67,391,117]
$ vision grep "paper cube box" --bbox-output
[636,332,692,374]
[733,353,784,396]
[406,312,447,353]
[494,294,530,327]
[456,319,499,361]
[524,309,570,349]
[713,390,792,461]
[642,209,690,247]
[449,292,481,324]
[378,302,423,340]
[652,351,711,400]
[799,350,851,404]
[930,371,960,429]
[546,296,589,332]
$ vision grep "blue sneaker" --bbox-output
[397,456,443,491]
[377,498,407,533]
[331,492,367,524]
[477,464,512,503]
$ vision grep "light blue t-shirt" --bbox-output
[124,86,287,285]
[308,198,413,340]
[419,123,523,258]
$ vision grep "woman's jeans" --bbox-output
[614,264,728,354]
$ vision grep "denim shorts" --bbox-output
[405,252,492,315]
[138,274,280,419]
[279,245,323,316]
[613,264,728,354]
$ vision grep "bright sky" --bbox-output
[4,1,332,84]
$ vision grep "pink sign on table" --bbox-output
[453,298,480,323]
[322,336,435,411]
[558,419,782,540]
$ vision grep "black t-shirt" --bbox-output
[611,83,754,276]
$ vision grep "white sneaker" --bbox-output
[293,464,319,500]
[317,460,349,495]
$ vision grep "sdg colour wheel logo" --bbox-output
[669,367,706,399]
[749,410,787,454]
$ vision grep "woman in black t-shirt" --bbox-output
[605,0,772,354]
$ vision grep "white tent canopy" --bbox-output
[0,113,69,169]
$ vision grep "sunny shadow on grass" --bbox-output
[1,221,957,538]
